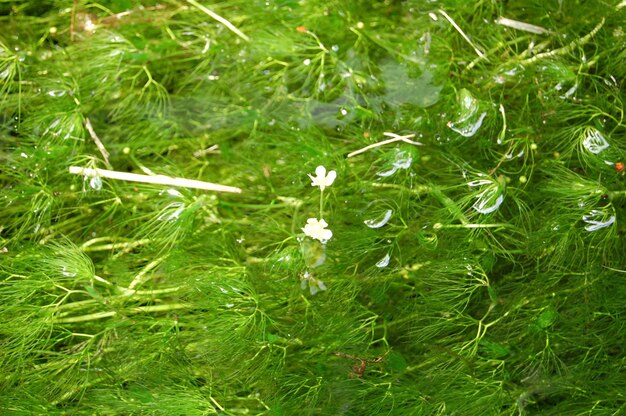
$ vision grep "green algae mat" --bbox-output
[1,1,625,414]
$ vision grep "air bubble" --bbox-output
[364,209,393,228]
[447,89,487,137]
[468,176,505,214]
[47,90,66,97]
[582,209,615,232]
[377,149,413,177]
[89,176,103,191]
[61,266,77,278]
[582,128,609,154]
[376,254,391,268]
[157,202,185,221]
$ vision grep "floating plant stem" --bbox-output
[347,132,422,158]
[69,166,242,193]
[84,117,111,168]
[438,9,487,60]
[495,17,552,35]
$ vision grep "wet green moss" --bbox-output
[1,1,625,414]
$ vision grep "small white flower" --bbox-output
[302,218,333,243]
[308,165,337,191]
[301,271,327,295]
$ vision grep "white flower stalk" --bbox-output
[302,218,333,243]
[308,165,336,191]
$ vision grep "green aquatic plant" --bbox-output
[1,0,625,414]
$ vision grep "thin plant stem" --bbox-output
[186,0,250,42]
[84,117,112,168]
[438,9,487,61]
[347,132,421,158]
[520,18,605,65]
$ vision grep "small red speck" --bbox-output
[363,131,370,138]
[296,26,307,33]
[615,162,625,173]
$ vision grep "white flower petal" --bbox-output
[302,218,333,243]
[308,165,336,190]
[326,170,337,186]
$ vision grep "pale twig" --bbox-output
[438,9,487,61]
[347,132,422,158]
[193,144,220,158]
[520,18,605,66]
[186,0,249,42]
[84,117,111,168]
[69,166,243,193]
[495,17,551,35]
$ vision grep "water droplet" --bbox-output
[364,209,393,228]
[376,254,391,268]
[303,58,311,66]
[220,287,229,294]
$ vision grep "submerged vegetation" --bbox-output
[1,0,625,414]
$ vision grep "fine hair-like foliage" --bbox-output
[1,1,625,414]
